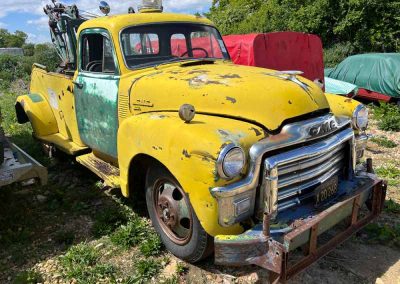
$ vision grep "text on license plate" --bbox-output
[314,176,339,206]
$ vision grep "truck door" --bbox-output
[74,29,120,158]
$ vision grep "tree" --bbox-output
[206,0,400,53]
[0,29,28,48]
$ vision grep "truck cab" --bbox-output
[15,1,386,281]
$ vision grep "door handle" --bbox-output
[73,81,84,89]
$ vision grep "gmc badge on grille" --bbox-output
[309,120,337,137]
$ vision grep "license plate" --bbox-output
[314,176,339,206]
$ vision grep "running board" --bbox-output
[76,153,120,188]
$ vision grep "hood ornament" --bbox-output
[264,70,316,103]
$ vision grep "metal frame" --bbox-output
[215,176,386,283]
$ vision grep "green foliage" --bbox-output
[370,136,398,148]
[324,42,355,68]
[363,223,400,247]
[33,44,60,72]
[110,218,148,249]
[13,270,43,284]
[385,199,400,214]
[139,233,163,257]
[207,0,400,56]
[91,206,129,237]
[0,29,27,48]
[371,103,400,132]
[60,243,116,283]
[123,259,161,284]
[376,164,400,180]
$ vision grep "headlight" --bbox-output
[217,144,245,179]
[352,104,369,130]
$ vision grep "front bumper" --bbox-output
[214,175,386,283]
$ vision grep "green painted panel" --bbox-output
[75,73,119,158]
[28,93,44,103]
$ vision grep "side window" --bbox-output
[170,34,188,57]
[81,33,116,73]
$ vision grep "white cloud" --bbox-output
[0,0,212,19]
[0,22,7,28]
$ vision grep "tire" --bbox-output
[145,165,213,263]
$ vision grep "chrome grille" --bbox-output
[261,127,354,215]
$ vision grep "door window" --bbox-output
[81,33,117,73]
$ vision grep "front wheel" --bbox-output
[145,165,213,263]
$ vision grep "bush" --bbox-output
[0,54,30,88]
[371,103,400,132]
[324,42,355,67]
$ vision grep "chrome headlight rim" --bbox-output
[217,144,245,179]
[352,104,369,131]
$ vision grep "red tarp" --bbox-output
[223,32,325,84]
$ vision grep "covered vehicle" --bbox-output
[223,32,325,84]
[326,53,400,103]
[325,77,358,97]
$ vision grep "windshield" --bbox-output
[120,23,230,69]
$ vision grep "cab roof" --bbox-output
[78,12,214,34]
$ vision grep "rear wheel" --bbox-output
[145,165,213,263]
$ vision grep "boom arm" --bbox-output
[44,1,87,71]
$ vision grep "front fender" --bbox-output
[16,93,58,137]
[118,112,266,236]
[325,93,361,118]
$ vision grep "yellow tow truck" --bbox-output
[15,1,386,281]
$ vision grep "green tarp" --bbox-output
[325,53,400,98]
[325,77,358,95]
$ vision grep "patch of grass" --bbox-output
[60,243,116,283]
[54,230,75,245]
[176,262,188,275]
[371,103,400,132]
[110,218,148,249]
[385,199,400,214]
[139,233,163,257]
[92,206,129,237]
[13,270,43,284]
[370,136,397,148]
[123,259,162,284]
[363,223,400,247]
[376,164,400,180]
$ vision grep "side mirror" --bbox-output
[99,1,110,15]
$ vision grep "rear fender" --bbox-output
[118,112,265,236]
[16,93,58,137]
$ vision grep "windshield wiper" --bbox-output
[154,57,217,69]
[154,57,187,69]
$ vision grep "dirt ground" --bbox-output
[0,90,399,284]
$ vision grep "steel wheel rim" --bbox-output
[153,179,193,245]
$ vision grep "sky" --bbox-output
[0,0,213,43]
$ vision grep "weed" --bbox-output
[110,218,148,249]
[13,270,43,284]
[123,259,161,284]
[60,243,116,283]
[376,164,400,180]
[139,233,163,257]
[161,275,179,284]
[363,223,400,247]
[176,262,188,275]
[92,206,128,237]
[370,136,397,148]
[385,199,400,214]
[371,103,400,132]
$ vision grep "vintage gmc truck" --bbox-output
[15,1,386,282]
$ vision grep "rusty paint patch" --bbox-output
[152,146,163,151]
[218,73,242,79]
[187,74,228,88]
[250,127,262,136]
[226,96,237,104]
[182,149,191,158]
[187,69,210,75]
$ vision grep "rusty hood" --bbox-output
[129,61,330,131]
